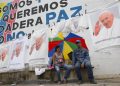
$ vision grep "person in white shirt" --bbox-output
[93,11,120,49]
[0,45,10,72]
[94,11,120,38]
[11,43,22,60]
[10,40,25,70]
[29,29,48,67]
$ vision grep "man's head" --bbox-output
[76,40,82,48]
[99,11,114,29]
[15,44,22,57]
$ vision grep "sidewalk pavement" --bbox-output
[1,78,120,86]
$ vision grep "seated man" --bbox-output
[72,40,97,84]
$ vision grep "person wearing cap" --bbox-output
[72,40,97,84]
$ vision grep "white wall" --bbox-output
[84,0,117,11]
[80,0,120,78]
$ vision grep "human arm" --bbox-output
[94,21,101,36]
[72,50,76,66]
[29,43,35,55]
[81,49,90,67]
[84,49,90,61]
[52,54,56,65]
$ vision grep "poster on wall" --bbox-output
[9,38,26,70]
[88,4,120,50]
[28,29,48,67]
[0,0,84,44]
[48,15,83,39]
[0,43,11,72]
[0,0,85,68]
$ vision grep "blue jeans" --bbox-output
[75,61,94,80]
[54,64,72,81]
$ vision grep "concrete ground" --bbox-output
[1,78,120,86]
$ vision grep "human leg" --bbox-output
[54,65,61,82]
[63,64,73,81]
[84,61,97,84]
[75,62,82,81]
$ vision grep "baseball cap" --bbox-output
[76,40,81,44]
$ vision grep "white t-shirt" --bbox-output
[93,18,120,50]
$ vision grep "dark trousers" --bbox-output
[75,61,94,81]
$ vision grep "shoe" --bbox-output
[90,80,97,84]
[58,81,62,84]
[63,79,67,84]
[78,80,83,84]
[48,65,54,69]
